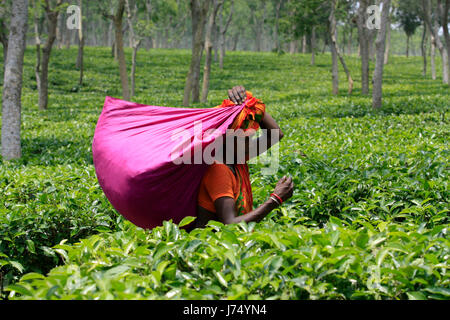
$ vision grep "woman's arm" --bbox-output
[214,197,278,224]
[214,176,294,225]
[254,112,284,157]
[227,86,284,158]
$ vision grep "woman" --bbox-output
[194,86,294,228]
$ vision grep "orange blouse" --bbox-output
[197,163,240,213]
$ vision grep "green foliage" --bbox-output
[395,0,423,37]
[0,47,449,300]
[6,219,449,300]
[283,0,330,37]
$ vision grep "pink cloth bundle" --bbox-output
[92,96,245,229]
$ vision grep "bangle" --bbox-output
[271,193,283,205]
[270,196,281,206]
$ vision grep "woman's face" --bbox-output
[222,130,256,164]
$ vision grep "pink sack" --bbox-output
[92,96,245,229]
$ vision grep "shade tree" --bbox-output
[33,0,64,110]
[422,0,449,84]
[395,0,422,58]
[1,0,28,160]
[183,0,210,107]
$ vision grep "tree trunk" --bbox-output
[38,0,61,110]
[372,0,391,109]
[423,0,449,84]
[111,40,116,58]
[144,0,153,50]
[311,26,316,65]
[33,0,41,102]
[369,30,376,60]
[329,0,354,95]
[76,0,84,86]
[290,40,298,54]
[183,0,210,107]
[289,41,295,54]
[108,20,114,47]
[274,0,282,53]
[202,0,223,103]
[39,48,51,110]
[1,0,28,160]
[338,53,354,95]
[192,48,204,103]
[219,0,233,69]
[254,25,262,52]
[438,0,450,83]
[302,34,306,53]
[357,0,370,95]
[406,35,410,58]
[163,27,169,49]
[93,21,99,46]
[262,0,267,51]
[131,42,140,97]
[125,0,141,98]
[111,0,130,100]
[213,24,219,62]
[322,36,328,53]
[442,49,450,84]
[330,41,339,95]
[1,40,7,72]
[384,13,391,64]
[343,28,347,54]
[329,2,339,95]
[65,24,71,49]
[231,32,238,51]
[431,31,436,80]
[421,23,427,76]
[0,2,8,67]
[331,4,354,94]
[56,4,64,49]
[348,25,353,55]
[102,20,108,46]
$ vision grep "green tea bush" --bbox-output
[7,218,449,300]
[0,48,448,299]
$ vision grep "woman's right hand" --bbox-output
[273,176,294,202]
[228,86,247,105]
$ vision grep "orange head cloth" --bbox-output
[214,91,266,216]
[215,91,266,131]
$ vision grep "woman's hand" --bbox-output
[273,176,294,202]
[208,175,294,226]
[228,86,247,105]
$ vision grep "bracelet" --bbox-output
[271,193,283,205]
[270,196,281,206]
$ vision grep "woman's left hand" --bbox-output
[228,86,247,105]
